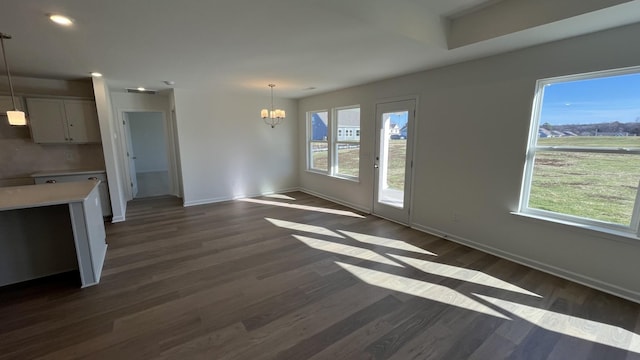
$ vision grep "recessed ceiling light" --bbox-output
[90,72,102,77]
[49,14,73,26]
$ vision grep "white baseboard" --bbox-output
[411,222,640,305]
[110,215,125,223]
[183,187,301,208]
[183,196,230,207]
[299,187,371,214]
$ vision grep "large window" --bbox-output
[520,67,640,237]
[307,106,360,180]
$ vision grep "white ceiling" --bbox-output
[1,0,640,98]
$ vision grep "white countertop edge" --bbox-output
[0,180,100,211]
[30,170,106,177]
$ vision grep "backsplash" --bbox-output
[0,123,105,186]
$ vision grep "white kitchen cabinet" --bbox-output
[32,171,112,217]
[26,98,101,144]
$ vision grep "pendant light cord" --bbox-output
[269,83,275,113]
[0,33,18,110]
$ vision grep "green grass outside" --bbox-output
[531,137,640,225]
[314,136,640,226]
[312,141,406,187]
[537,136,640,148]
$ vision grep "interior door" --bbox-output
[123,113,139,198]
[373,99,416,224]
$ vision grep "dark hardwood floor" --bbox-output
[1,191,640,359]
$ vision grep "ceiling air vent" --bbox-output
[126,88,157,94]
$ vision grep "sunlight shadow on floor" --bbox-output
[474,294,640,354]
[337,261,511,320]
[264,194,297,201]
[293,235,404,268]
[265,218,344,238]
[338,230,437,256]
[239,198,365,218]
[389,254,541,297]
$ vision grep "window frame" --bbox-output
[518,66,640,238]
[332,105,361,180]
[307,109,330,173]
[306,105,361,181]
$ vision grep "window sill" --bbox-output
[511,211,640,245]
[306,169,328,176]
[305,170,360,183]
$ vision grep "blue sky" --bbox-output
[389,112,408,128]
[539,72,640,125]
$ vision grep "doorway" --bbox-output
[123,111,171,198]
[373,99,416,224]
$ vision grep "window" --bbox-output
[520,67,640,237]
[334,107,360,178]
[308,111,329,172]
[307,106,360,180]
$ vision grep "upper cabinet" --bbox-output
[26,98,101,144]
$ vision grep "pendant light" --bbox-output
[0,32,26,126]
[260,84,285,128]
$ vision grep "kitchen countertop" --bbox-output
[30,169,106,177]
[0,180,100,211]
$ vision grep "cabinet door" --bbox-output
[64,100,101,143]
[26,98,68,143]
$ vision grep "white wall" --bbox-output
[127,112,168,173]
[298,22,640,303]
[93,77,126,222]
[173,88,298,206]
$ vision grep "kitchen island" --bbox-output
[0,180,107,288]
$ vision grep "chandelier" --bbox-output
[260,84,285,128]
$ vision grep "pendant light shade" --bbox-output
[0,32,27,126]
[7,110,26,125]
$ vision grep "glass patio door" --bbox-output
[373,99,415,224]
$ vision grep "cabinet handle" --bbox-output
[88,177,98,181]
[45,180,57,184]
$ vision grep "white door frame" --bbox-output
[117,109,180,201]
[373,97,418,225]
[122,112,139,198]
